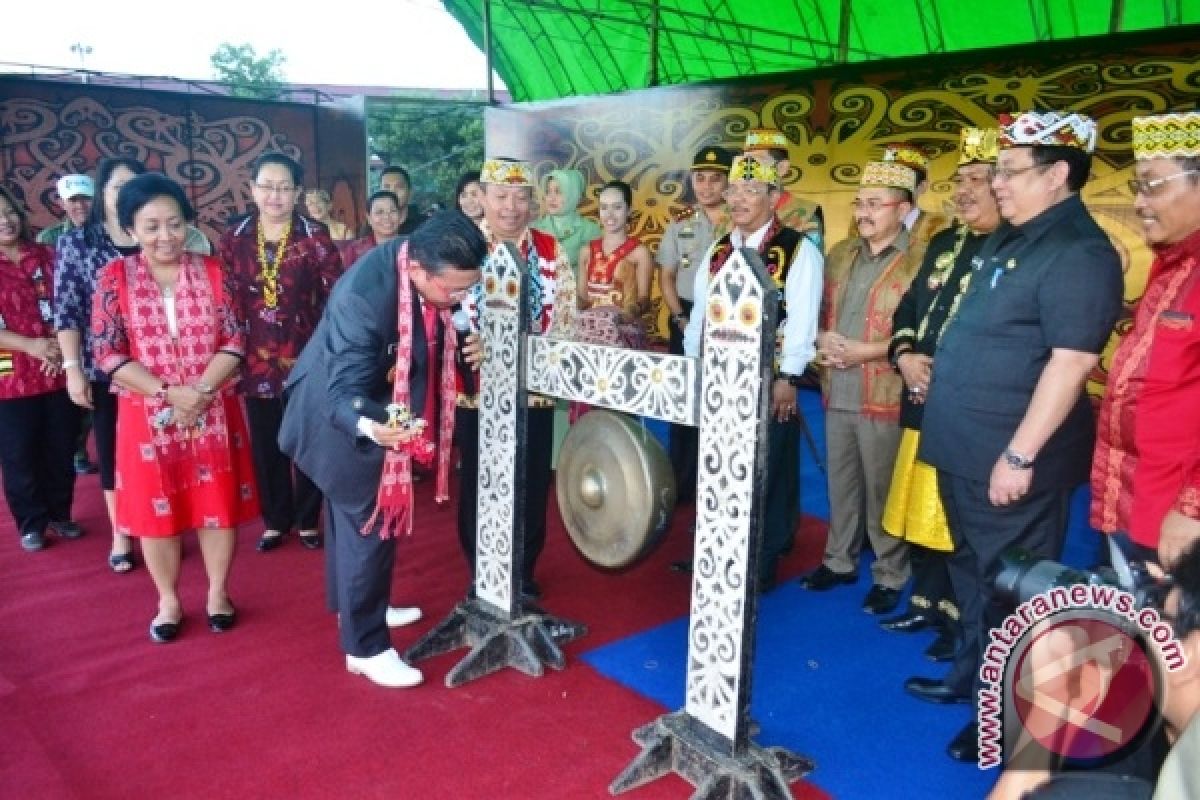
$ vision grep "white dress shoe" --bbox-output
[385,606,423,628]
[345,648,423,688]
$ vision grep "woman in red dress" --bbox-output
[92,174,258,643]
[0,186,82,552]
[575,180,654,349]
[343,190,403,267]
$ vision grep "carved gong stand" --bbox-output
[404,243,814,797]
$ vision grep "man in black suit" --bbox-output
[279,212,486,688]
[907,111,1124,760]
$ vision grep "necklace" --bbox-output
[256,218,292,310]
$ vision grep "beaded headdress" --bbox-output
[729,155,779,186]
[860,161,917,192]
[480,158,534,186]
[998,111,1097,153]
[958,128,1000,165]
[1132,112,1200,161]
[882,144,930,172]
[743,128,791,153]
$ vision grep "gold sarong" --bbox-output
[882,428,952,552]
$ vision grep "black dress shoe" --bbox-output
[904,676,971,704]
[256,531,285,552]
[862,585,902,615]
[74,455,99,475]
[879,608,935,633]
[207,606,237,633]
[150,619,181,643]
[799,565,857,591]
[925,628,958,662]
[20,529,47,552]
[48,519,84,540]
[298,531,322,550]
[947,721,979,763]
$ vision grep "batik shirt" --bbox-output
[219,212,344,397]
[1091,227,1200,547]
[0,242,64,399]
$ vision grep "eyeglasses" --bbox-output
[952,172,994,188]
[432,273,475,301]
[851,199,903,212]
[254,183,298,195]
[993,164,1047,182]
[722,185,769,199]
[1128,170,1200,197]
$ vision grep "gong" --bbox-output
[556,410,676,569]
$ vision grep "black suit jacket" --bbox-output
[279,239,436,510]
[919,194,1123,491]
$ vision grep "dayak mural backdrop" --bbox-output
[0,77,367,245]
[484,29,1200,396]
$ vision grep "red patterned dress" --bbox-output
[575,236,648,350]
[1091,227,1200,547]
[92,254,259,538]
[0,243,62,400]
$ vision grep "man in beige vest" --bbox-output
[803,160,922,615]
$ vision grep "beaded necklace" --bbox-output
[256,217,292,310]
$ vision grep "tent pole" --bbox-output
[837,0,852,63]
[648,0,660,87]
[484,0,496,104]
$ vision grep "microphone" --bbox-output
[451,306,477,395]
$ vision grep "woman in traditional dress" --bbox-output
[575,180,654,350]
[0,186,82,553]
[92,174,258,642]
[55,156,146,572]
[218,152,343,553]
[303,188,354,241]
[532,169,599,282]
[455,171,484,227]
[343,190,402,267]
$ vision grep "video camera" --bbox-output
[995,533,1173,613]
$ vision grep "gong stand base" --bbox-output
[402,598,587,688]
[609,711,814,799]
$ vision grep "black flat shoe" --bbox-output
[48,519,84,540]
[207,606,237,633]
[150,619,181,643]
[20,529,46,552]
[947,721,979,763]
[904,676,971,704]
[298,531,322,550]
[925,628,958,662]
[799,565,858,591]
[109,551,137,573]
[256,531,285,552]
[879,608,935,633]
[862,585,902,615]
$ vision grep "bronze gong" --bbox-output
[556,410,676,569]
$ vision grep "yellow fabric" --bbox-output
[882,428,952,552]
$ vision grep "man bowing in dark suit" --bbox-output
[279,212,486,688]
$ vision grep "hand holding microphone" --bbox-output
[451,307,481,395]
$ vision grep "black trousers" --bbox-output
[0,389,80,535]
[908,545,957,623]
[667,298,697,502]
[91,380,118,491]
[938,471,1070,698]
[759,416,800,585]
[456,406,554,581]
[245,396,322,533]
[324,496,395,657]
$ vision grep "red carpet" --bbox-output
[0,467,828,799]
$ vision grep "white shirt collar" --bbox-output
[731,218,774,249]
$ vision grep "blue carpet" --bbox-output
[610,388,1109,799]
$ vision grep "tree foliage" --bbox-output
[367,97,486,212]
[211,43,287,100]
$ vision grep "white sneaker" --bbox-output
[345,648,423,688]
[385,606,423,628]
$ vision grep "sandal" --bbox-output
[109,551,137,573]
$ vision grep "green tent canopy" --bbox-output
[442,0,1200,102]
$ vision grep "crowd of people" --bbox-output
[2,106,1199,795]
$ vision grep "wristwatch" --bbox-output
[779,373,806,388]
[889,347,913,371]
[1003,448,1035,470]
[195,381,215,396]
